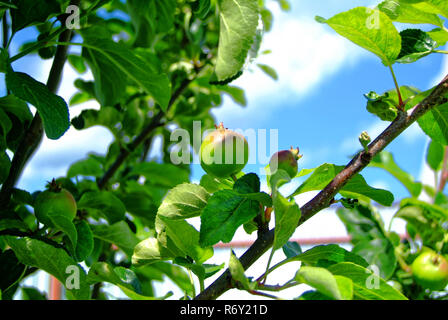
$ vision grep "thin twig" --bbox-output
[194,74,448,300]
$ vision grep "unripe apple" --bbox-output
[34,179,77,227]
[411,250,448,291]
[269,147,302,178]
[200,123,249,178]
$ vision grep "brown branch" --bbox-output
[194,74,448,300]
[0,5,79,207]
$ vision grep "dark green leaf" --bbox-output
[81,35,171,110]
[396,29,437,63]
[6,69,70,139]
[290,244,369,268]
[282,241,302,258]
[292,164,394,206]
[0,95,32,124]
[77,191,126,224]
[0,250,26,292]
[74,220,94,262]
[199,189,259,247]
[90,221,139,257]
[10,0,60,32]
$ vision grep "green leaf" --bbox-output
[199,189,259,247]
[378,0,444,27]
[295,266,351,300]
[193,0,211,19]
[10,0,61,32]
[418,99,448,145]
[352,238,397,280]
[396,29,437,63]
[229,250,251,290]
[199,174,234,193]
[128,162,190,188]
[67,157,103,178]
[217,85,247,106]
[80,35,171,110]
[257,64,278,80]
[0,95,33,124]
[289,244,369,268]
[47,215,77,252]
[319,7,401,66]
[427,28,448,46]
[411,0,448,19]
[211,0,260,83]
[67,55,87,74]
[73,220,94,262]
[5,69,70,140]
[88,262,171,300]
[327,262,407,300]
[21,287,47,300]
[0,152,11,185]
[77,191,126,224]
[0,249,26,293]
[369,151,422,197]
[71,107,121,132]
[0,219,29,232]
[132,237,178,266]
[5,237,90,300]
[336,204,386,244]
[90,221,139,257]
[292,164,394,206]
[427,139,444,171]
[156,216,213,264]
[282,241,302,258]
[272,193,301,251]
[233,173,273,207]
[157,183,210,220]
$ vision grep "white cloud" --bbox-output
[212,7,367,124]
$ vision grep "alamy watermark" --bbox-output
[169,121,279,175]
[65,5,81,30]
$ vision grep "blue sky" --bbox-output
[2,0,446,205]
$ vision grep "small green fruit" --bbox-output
[411,250,448,291]
[269,147,302,178]
[34,179,77,227]
[200,123,249,178]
